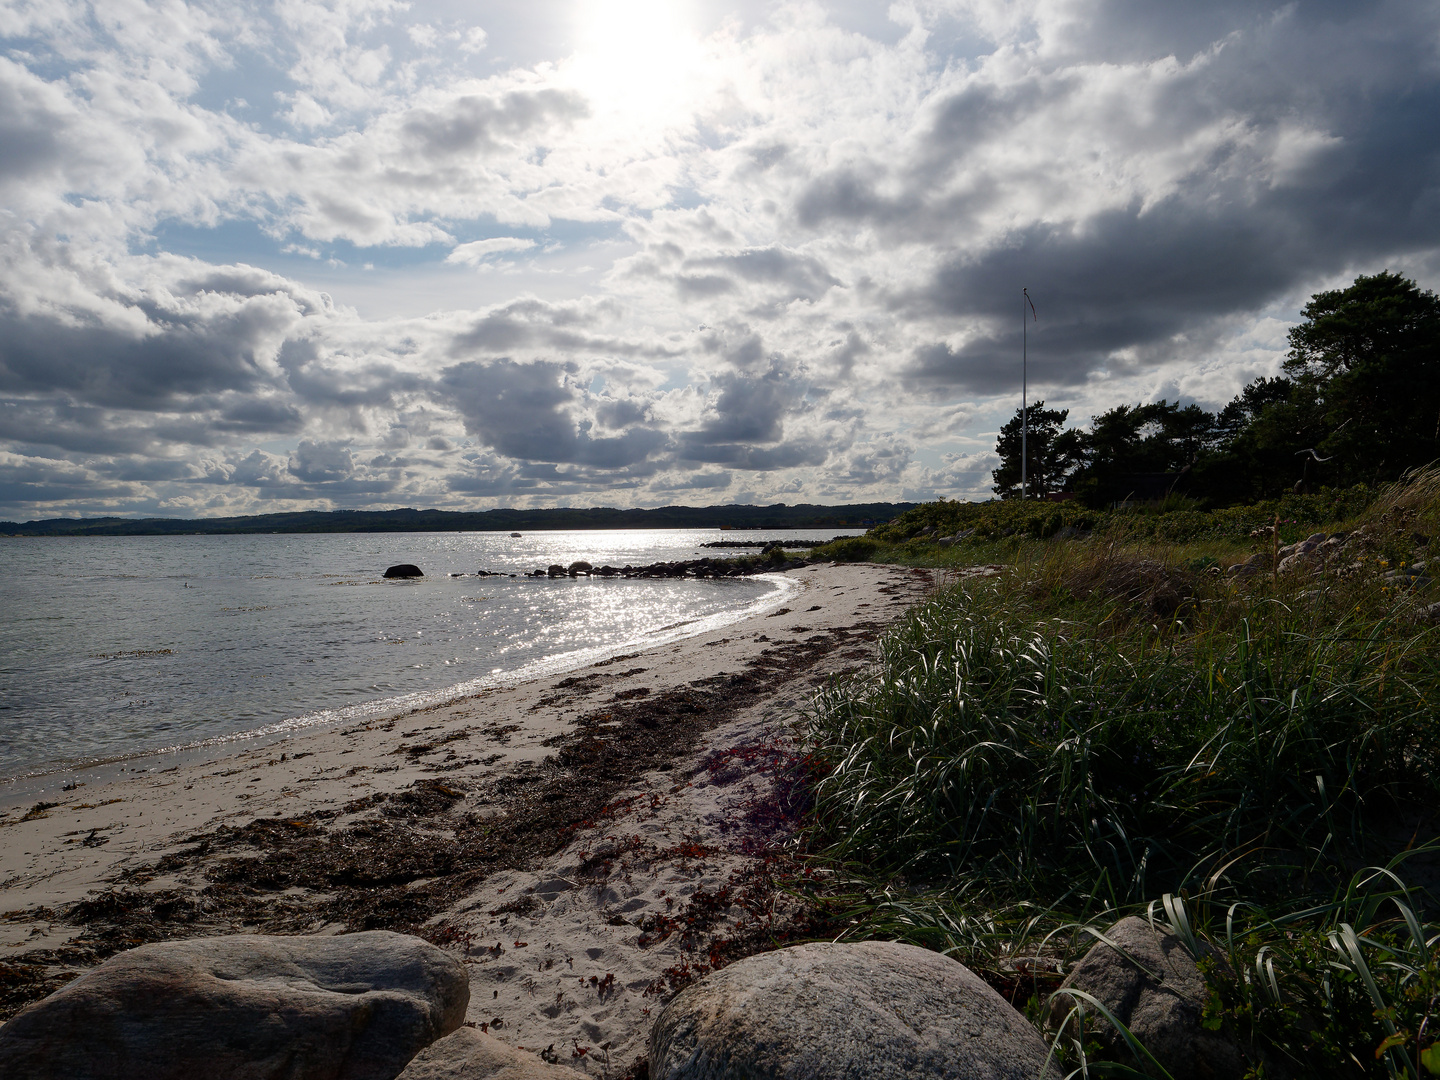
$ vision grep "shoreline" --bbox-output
[0,572,805,809]
[0,562,938,1053]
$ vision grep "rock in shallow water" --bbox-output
[384,563,425,578]
[0,931,469,1080]
[649,940,1057,1080]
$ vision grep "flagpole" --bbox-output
[1021,288,1036,500]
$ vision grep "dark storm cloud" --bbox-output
[0,452,142,508]
[0,308,281,409]
[401,89,588,158]
[250,477,400,501]
[93,457,203,483]
[794,167,921,230]
[278,339,426,411]
[439,358,667,468]
[779,1,1440,396]
[288,440,354,482]
[594,397,649,429]
[177,268,330,314]
[908,99,1440,394]
[830,330,870,378]
[897,26,1440,391]
[448,299,656,359]
[678,440,829,471]
[907,201,1296,393]
[0,401,160,456]
[215,396,305,433]
[677,364,831,471]
[693,368,794,444]
[682,248,840,302]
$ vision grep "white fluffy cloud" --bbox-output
[446,238,538,266]
[1,0,1438,518]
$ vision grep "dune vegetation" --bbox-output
[799,468,1440,1077]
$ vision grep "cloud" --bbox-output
[445,237,538,266]
[288,439,355,482]
[401,89,588,158]
[439,358,668,469]
[678,247,841,304]
[1,0,1438,518]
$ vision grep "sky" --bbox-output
[1,0,1438,520]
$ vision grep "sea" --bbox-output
[0,529,858,787]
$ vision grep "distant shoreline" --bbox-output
[0,502,911,537]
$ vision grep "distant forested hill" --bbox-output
[0,502,914,536]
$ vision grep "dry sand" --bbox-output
[0,562,997,1072]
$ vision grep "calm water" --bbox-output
[0,530,854,779]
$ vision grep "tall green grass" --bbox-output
[805,584,1439,909]
[800,467,1440,1075]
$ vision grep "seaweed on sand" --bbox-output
[0,617,896,1019]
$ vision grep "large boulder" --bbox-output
[649,940,1057,1080]
[1050,917,1243,1080]
[396,1027,575,1078]
[0,931,469,1080]
[384,564,425,579]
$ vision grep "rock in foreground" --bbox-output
[396,1027,576,1078]
[649,940,1057,1080]
[384,563,425,578]
[0,931,469,1080]
[1051,916,1243,1080]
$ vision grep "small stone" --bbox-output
[1050,917,1244,1080]
[396,1027,575,1079]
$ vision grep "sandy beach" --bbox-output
[0,562,979,1071]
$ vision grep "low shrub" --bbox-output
[869,483,1383,548]
[811,536,879,561]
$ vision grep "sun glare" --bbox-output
[568,0,702,120]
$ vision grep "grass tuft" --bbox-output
[796,466,1440,1077]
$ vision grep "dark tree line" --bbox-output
[992,271,1440,505]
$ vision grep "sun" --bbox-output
[567,0,702,121]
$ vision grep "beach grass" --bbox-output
[797,467,1440,1076]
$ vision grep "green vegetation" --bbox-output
[991,271,1440,505]
[806,483,1378,561]
[799,468,1440,1077]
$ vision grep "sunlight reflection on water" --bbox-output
[0,529,853,777]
